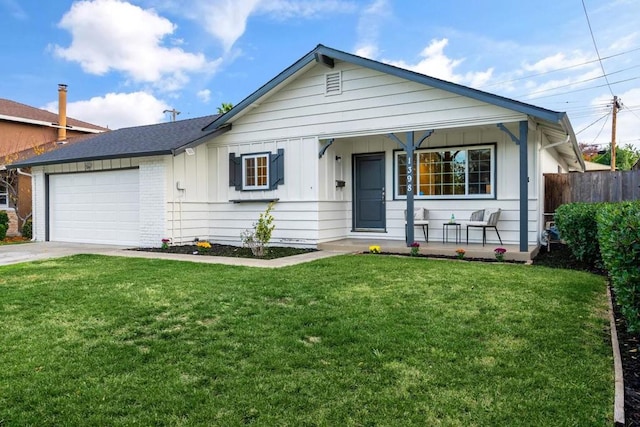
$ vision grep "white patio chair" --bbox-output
[404,207,429,242]
[466,209,502,246]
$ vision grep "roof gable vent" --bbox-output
[325,71,342,96]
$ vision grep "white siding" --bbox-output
[225,61,526,142]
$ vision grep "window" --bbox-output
[229,149,285,191]
[242,153,269,190]
[395,145,494,199]
[0,181,7,207]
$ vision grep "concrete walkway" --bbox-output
[0,242,348,268]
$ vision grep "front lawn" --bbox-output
[0,255,612,425]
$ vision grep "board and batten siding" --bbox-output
[201,136,321,247]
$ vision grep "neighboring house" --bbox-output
[0,85,107,234]
[10,45,584,252]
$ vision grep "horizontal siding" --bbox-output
[224,61,525,141]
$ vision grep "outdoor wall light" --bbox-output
[335,156,342,162]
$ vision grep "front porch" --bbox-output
[318,238,540,262]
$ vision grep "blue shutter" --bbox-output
[269,149,285,189]
[229,153,241,190]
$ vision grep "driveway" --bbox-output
[0,242,128,266]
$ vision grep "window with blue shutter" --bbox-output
[229,149,284,191]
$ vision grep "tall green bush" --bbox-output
[0,211,8,227]
[0,224,6,241]
[22,220,33,240]
[597,201,640,333]
[554,202,602,267]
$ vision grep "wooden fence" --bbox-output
[544,170,640,213]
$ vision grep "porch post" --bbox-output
[497,121,529,252]
[386,130,433,246]
[405,132,415,245]
[518,120,528,252]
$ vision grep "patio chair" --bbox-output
[405,207,429,242]
[466,209,502,246]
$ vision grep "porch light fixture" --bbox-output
[185,148,195,156]
[335,156,342,162]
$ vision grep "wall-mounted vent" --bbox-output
[325,71,342,96]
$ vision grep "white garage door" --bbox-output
[49,169,140,246]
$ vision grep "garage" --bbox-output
[49,169,140,246]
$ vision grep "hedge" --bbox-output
[554,202,602,266]
[597,201,640,333]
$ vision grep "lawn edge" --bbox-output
[608,284,625,425]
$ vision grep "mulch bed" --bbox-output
[134,243,315,260]
[534,244,639,426]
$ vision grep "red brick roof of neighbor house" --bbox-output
[0,98,108,131]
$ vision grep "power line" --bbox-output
[480,45,640,90]
[575,111,611,135]
[582,0,615,97]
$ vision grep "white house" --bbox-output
[10,45,584,252]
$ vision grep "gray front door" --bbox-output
[353,153,385,230]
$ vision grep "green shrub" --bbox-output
[554,202,602,266]
[241,202,276,257]
[0,211,8,227]
[0,224,6,241]
[22,220,33,240]
[597,201,640,333]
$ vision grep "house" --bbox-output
[10,45,584,252]
[0,85,107,234]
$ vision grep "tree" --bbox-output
[217,102,233,114]
[591,143,640,171]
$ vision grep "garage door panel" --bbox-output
[49,169,140,246]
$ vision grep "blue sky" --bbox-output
[2,0,639,149]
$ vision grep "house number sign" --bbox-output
[406,164,413,193]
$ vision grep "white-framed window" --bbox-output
[0,181,8,208]
[394,144,495,199]
[242,153,270,190]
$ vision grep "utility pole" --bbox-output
[610,96,622,171]
[163,108,180,122]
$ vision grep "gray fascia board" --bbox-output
[202,43,567,135]
[559,113,586,171]
[202,46,321,131]
[173,124,232,155]
[315,45,566,123]
[7,150,172,169]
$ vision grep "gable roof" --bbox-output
[0,98,108,132]
[202,44,584,170]
[9,114,221,168]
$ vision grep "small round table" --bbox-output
[443,222,461,244]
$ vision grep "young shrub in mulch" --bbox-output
[597,201,640,333]
[554,202,603,268]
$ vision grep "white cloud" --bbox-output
[354,0,389,59]
[197,89,212,103]
[45,91,171,129]
[385,39,494,88]
[1,0,27,19]
[259,0,356,19]
[53,0,213,89]
[179,0,355,52]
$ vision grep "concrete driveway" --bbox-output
[0,242,128,266]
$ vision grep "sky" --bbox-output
[1,0,639,150]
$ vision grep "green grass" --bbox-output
[0,255,612,426]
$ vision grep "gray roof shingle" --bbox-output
[9,114,219,168]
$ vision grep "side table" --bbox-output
[443,222,461,244]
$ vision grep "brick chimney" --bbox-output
[57,84,68,143]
